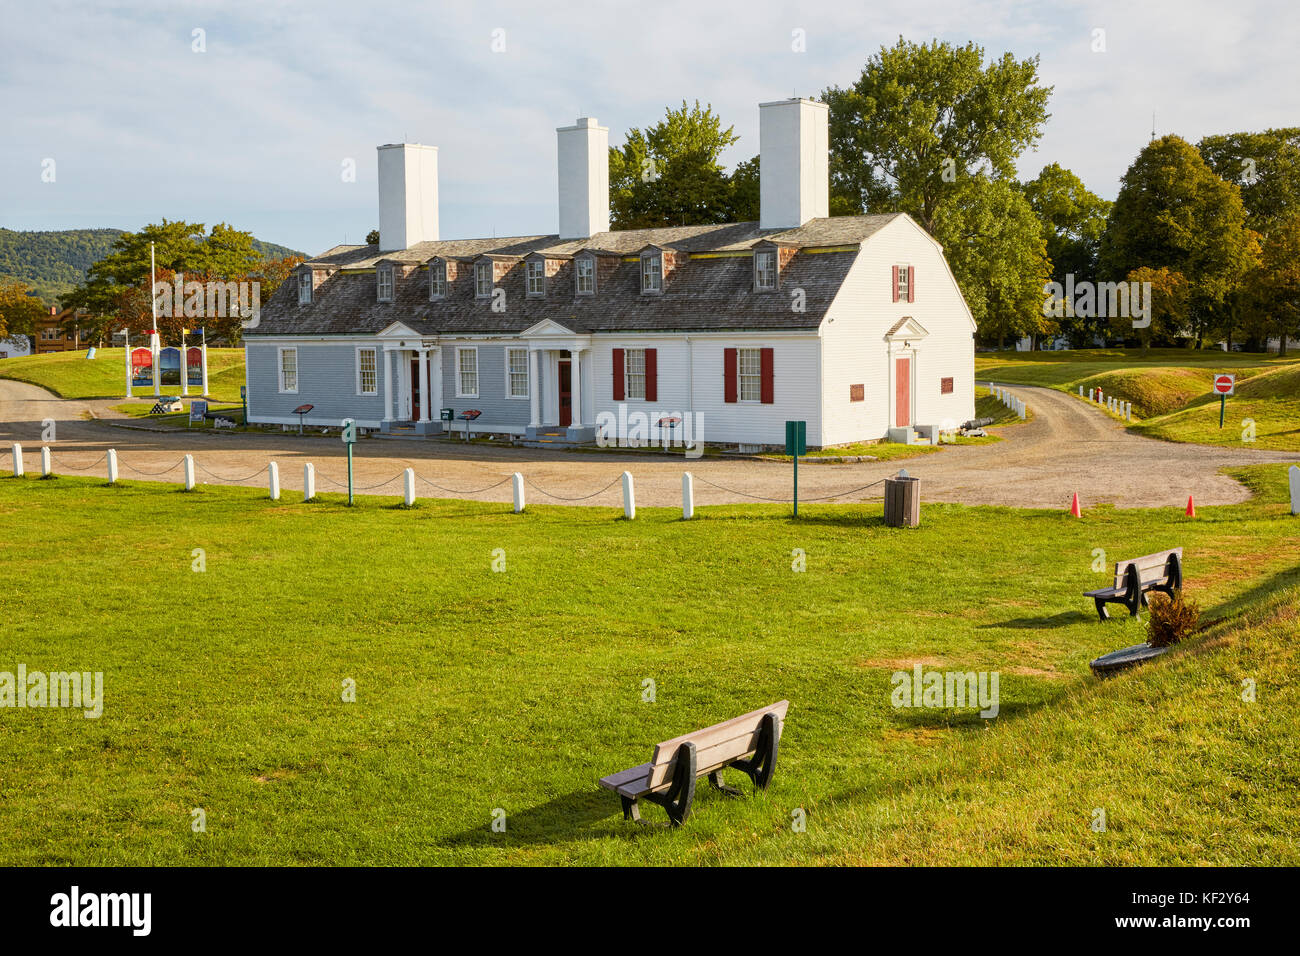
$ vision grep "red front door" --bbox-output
[895,357,911,427]
[409,358,422,421]
[558,360,572,427]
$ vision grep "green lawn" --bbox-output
[0,347,245,403]
[1,464,1297,865]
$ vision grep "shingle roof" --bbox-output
[247,214,901,337]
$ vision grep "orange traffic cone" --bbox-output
[1070,492,1082,517]
[1186,495,1196,518]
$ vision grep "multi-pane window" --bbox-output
[624,347,646,399]
[377,266,394,302]
[641,254,661,293]
[357,348,377,395]
[298,271,312,304]
[475,262,492,298]
[507,348,529,398]
[576,257,595,294]
[896,264,910,300]
[429,261,446,299]
[738,347,762,402]
[754,250,776,290]
[279,348,298,393]
[526,260,545,296]
[458,348,478,396]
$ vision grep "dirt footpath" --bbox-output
[2,380,1297,509]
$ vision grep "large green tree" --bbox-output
[932,175,1053,346]
[0,280,49,340]
[822,38,1052,232]
[1098,135,1255,348]
[1198,128,1300,237]
[609,101,744,229]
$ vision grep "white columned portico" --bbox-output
[569,348,583,428]
[528,348,541,428]
[418,347,431,422]
[382,347,394,423]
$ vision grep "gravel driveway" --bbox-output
[2,379,1297,509]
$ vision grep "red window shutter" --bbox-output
[760,347,774,404]
[907,266,915,303]
[723,348,737,403]
[892,264,900,302]
[612,348,625,401]
[644,348,657,402]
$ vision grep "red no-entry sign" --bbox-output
[1213,374,1235,395]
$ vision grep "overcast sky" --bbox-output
[2,0,1294,255]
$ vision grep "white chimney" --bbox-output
[759,98,829,230]
[377,143,439,252]
[557,118,609,240]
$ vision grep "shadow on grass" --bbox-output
[979,609,1093,629]
[438,787,622,849]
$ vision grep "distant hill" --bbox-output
[0,228,305,307]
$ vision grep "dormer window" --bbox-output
[429,260,446,300]
[297,271,312,305]
[474,261,492,298]
[377,265,394,303]
[526,259,545,296]
[576,256,595,295]
[641,253,662,293]
[754,250,777,291]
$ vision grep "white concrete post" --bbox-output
[621,470,635,520]
[41,446,51,477]
[303,462,315,502]
[1079,385,1084,396]
[268,461,280,501]
[512,472,525,513]
[10,443,22,477]
[1126,402,1132,421]
[183,454,195,491]
[107,448,118,484]
[682,472,694,520]
[1289,465,1299,515]
[403,467,416,507]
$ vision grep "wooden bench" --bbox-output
[599,701,788,826]
[1083,548,1183,621]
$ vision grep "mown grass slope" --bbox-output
[0,347,245,403]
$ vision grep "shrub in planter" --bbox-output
[1146,591,1200,647]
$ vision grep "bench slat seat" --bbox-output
[1083,548,1183,621]
[600,701,788,825]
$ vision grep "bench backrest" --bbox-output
[1113,548,1183,591]
[646,700,789,790]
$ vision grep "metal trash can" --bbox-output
[884,476,921,528]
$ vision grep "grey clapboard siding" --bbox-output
[438,343,531,428]
[246,342,385,426]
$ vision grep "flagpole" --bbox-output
[123,327,131,399]
[150,242,160,398]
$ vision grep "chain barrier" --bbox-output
[524,475,623,502]
[47,453,107,471]
[193,462,269,483]
[118,457,188,477]
[414,473,514,495]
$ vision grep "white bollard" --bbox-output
[512,472,524,513]
[682,472,695,520]
[1290,465,1300,516]
[10,443,22,477]
[1126,402,1132,421]
[41,446,51,477]
[268,461,280,501]
[1079,385,1084,396]
[621,470,635,520]
[183,454,195,491]
[404,467,416,507]
[106,448,118,484]
[303,462,315,502]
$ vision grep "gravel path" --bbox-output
[2,379,1297,509]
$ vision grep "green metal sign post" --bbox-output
[240,385,247,429]
[785,420,807,518]
[342,419,357,506]
[1213,374,1235,429]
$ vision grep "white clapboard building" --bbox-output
[244,98,976,449]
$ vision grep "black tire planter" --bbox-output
[1089,642,1170,677]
